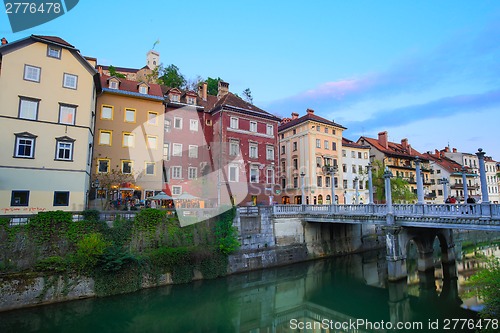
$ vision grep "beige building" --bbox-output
[278,109,346,204]
[91,75,165,207]
[0,35,99,214]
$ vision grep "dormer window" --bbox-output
[109,80,119,89]
[139,86,148,94]
[47,45,61,59]
[187,96,196,105]
[170,94,180,102]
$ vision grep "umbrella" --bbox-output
[147,191,173,200]
[175,193,199,200]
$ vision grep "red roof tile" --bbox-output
[279,112,346,132]
[359,136,427,160]
[342,137,369,149]
[100,75,163,98]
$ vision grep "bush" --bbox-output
[81,209,100,222]
[467,257,500,323]
[74,233,110,271]
[35,256,67,273]
[97,246,137,272]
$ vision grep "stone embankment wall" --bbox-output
[0,207,384,312]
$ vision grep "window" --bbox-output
[172,143,182,156]
[59,104,76,125]
[249,144,258,159]
[342,150,346,157]
[11,190,29,206]
[189,145,198,158]
[97,159,110,173]
[19,97,39,120]
[145,162,155,175]
[99,130,112,146]
[343,179,348,189]
[359,165,363,174]
[364,152,368,159]
[122,160,133,174]
[358,152,362,158]
[352,165,357,173]
[326,176,331,188]
[55,137,74,161]
[266,124,273,135]
[293,177,298,188]
[438,189,443,196]
[351,151,355,158]
[332,142,337,151]
[282,178,286,189]
[353,180,357,189]
[293,142,297,151]
[316,139,321,148]
[162,119,171,134]
[53,191,70,206]
[188,167,197,179]
[14,132,36,158]
[324,140,329,149]
[229,164,239,182]
[170,94,180,102]
[24,65,41,82]
[174,117,182,129]
[190,119,198,131]
[230,117,239,129]
[139,86,148,94]
[266,169,274,184]
[63,73,78,89]
[293,158,298,169]
[230,141,239,156]
[316,126,320,132]
[171,166,182,179]
[325,127,329,134]
[122,132,134,147]
[163,143,170,160]
[172,186,182,195]
[266,146,274,160]
[292,129,296,135]
[47,45,61,59]
[250,121,257,132]
[101,105,113,120]
[109,81,119,89]
[187,96,196,105]
[282,145,286,154]
[147,136,157,149]
[250,167,259,183]
[316,157,322,168]
[317,176,322,187]
[147,112,157,125]
[334,177,338,188]
[342,164,347,172]
[125,109,136,123]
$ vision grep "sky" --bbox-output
[2,0,500,160]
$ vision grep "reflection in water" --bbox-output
[0,233,497,333]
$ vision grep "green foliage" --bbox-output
[147,246,192,271]
[28,211,72,247]
[371,160,416,203]
[467,257,500,322]
[206,77,222,95]
[242,88,253,103]
[158,64,186,88]
[74,233,110,271]
[35,256,68,273]
[97,246,137,272]
[214,208,239,255]
[105,217,134,247]
[108,65,126,79]
[82,209,100,222]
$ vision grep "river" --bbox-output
[0,231,498,333]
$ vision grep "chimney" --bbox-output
[306,108,314,114]
[217,81,229,100]
[198,82,208,101]
[408,144,412,155]
[378,131,388,149]
[444,146,450,153]
[1,37,7,45]
[452,148,457,153]
[434,149,440,157]
[401,138,408,150]
[291,112,299,120]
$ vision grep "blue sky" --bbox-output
[2,0,500,160]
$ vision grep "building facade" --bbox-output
[0,35,99,214]
[91,75,164,207]
[278,109,346,205]
[358,132,432,203]
[341,138,371,204]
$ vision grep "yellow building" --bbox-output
[0,35,99,214]
[278,109,346,204]
[91,75,165,208]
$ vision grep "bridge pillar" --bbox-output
[384,226,407,281]
[476,148,489,203]
[439,229,456,265]
[417,233,436,272]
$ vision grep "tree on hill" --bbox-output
[206,77,222,95]
[108,65,126,79]
[158,64,186,88]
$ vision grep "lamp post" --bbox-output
[367,163,374,204]
[415,157,424,204]
[476,148,489,203]
[461,166,469,203]
[440,177,449,203]
[354,176,359,204]
[300,171,306,205]
[322,160,338,205]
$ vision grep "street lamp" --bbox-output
[440,177,449,203]
[354,176,359,204]
[322,161,338,205]
[300,171,306,205]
